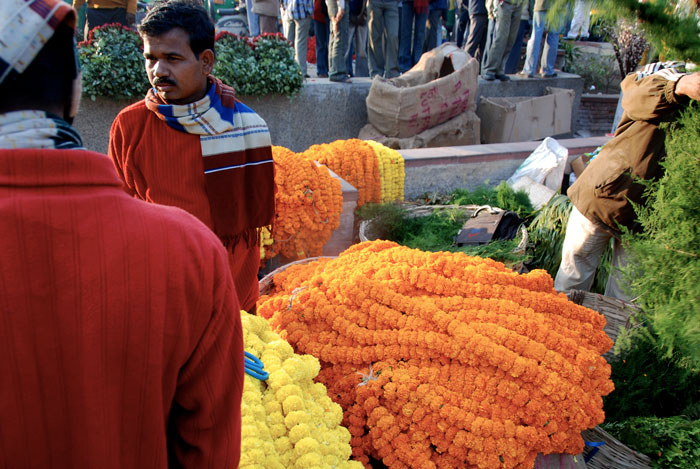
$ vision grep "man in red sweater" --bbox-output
[0,1,244,467]
[109,0,275,314]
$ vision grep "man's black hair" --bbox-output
[138,0,215,58]
[0,22,77,116]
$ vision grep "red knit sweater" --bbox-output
[0,148,243,468]
[109,100,262,311]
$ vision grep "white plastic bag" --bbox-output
[506,137,568,192]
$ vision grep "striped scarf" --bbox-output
[145,77,275,242]
[0,110,83,150]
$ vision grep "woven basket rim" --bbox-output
[259,256,336,296]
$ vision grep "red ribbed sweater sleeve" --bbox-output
[109,101,261,311]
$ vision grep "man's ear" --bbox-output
[200,49,215,75]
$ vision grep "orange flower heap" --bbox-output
[257,240,614,469]
[303,139,381,208]
[266,146,343,260]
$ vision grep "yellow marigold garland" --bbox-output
[365,140,404,203]
[264,146,343,261]
[257,241,614,469]
[241,310,363,469]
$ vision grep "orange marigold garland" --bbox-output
[303,139,381,208]
[264,146,343,261]
[257,240,614,469]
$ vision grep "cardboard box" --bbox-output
[476,87,575,144]
[366,43,480,139]
[570,153,593,177]
[359,110,481,149]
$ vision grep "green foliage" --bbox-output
[525,195,572,277]
[549,0,700,64]
[446,182,534,217]
[356,202,528,266]
[78,29,302,100]
[78,24,150,101]
[621,104,700,367]
[212,33,259,95]
[604,322,700,421]
[602,416,700,468]
[565,52,620,93]
[251,33,303,96]
[214,32,302,96]
[560,40,583,73]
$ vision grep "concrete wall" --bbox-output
[73,73,583,154]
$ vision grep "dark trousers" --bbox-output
[84,7,127,39]
[464,13,487,68]
[455,5,469,48]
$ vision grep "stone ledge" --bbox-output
[399,136,610,199]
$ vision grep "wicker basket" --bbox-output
[359,204,529,271]
[581,426,652,469]
[259,256,335,296]
[566,289,643,362]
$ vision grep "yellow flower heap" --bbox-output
[241,311,363,469]
[257,241,615,469]
[365,140,404,203]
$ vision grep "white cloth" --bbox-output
[0,0,76,84]
[0,110,83,150]
[554,205,630,300]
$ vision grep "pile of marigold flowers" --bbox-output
[264,146,344,261]
[263,141,405,262]
[257,241,614,469]
[241,310,363,469]
[303,139,404,207]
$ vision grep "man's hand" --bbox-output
[332,9,344,34]
[126,12,136,27]
[675,72,700,101]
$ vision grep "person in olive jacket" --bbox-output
[555,63,700,300]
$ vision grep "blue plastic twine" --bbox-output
[244,351,269,381]
[584,441,605,463]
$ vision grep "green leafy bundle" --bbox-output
[622,104,700,367]
[602,416,700,468]
[78,24,150,101]
[212,33,259,95]
[446,181,533,217]
[251,33,303,96]
[357,199,528,266]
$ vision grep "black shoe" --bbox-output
[495,73,510,81]
[541,72,558,78]
[482,72,496,81]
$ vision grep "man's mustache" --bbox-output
[153,77,176,86]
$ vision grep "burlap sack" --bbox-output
[359,110,481,149]
[366,43,479,139]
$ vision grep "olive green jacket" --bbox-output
[568,68,691,237]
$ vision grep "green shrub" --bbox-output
[78,24,150,101]
[602,416,700,468]
[78,28,302,100]
[622,104,700,367]
[251,33,303,96]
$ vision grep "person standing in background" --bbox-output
[481,0,523,81]
[367,0,400,78]
[282,0,315,78]
[398,0,428,72]
[72,0,135,39]
[326,0,351,81]
[425,0,448,52]
[518,0,558,78]
[246,0,261,37]
[566,0,590,40]
[314,0,331,77]
[464,0,487,69]
[253,0,280,33]
[346,0,369,76]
